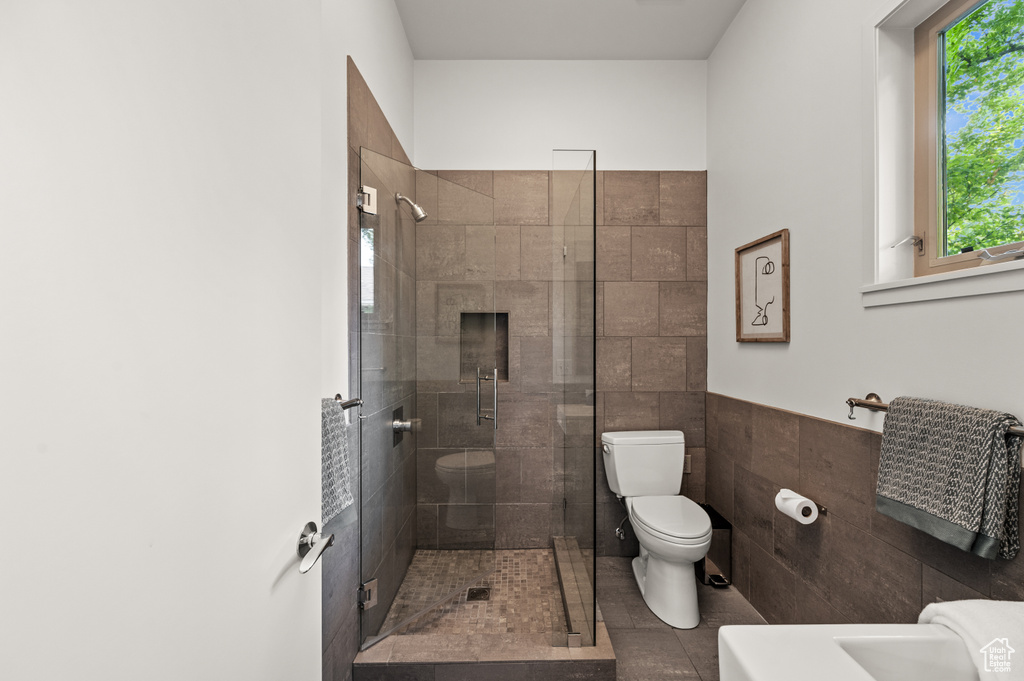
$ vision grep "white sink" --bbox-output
[836,632,979,681]
[719,624,979,681]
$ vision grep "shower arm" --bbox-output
[395,193,428,222]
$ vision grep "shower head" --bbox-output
[395,193,428,223]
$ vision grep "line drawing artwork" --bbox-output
[735,229,788,342]
[751,255,775,327]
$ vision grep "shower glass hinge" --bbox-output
[357,185,378,215]
[359,578,378,610]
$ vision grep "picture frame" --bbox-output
[735,229,790,343]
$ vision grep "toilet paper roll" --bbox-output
[775,489,819,525]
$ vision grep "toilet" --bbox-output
[434,450,495,530]
[602,430,712,629]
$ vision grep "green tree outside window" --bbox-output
[942,0,1024,255]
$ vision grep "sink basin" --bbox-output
[719,624,979,681]
[836,633,979,681]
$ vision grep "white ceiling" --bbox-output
[394,0,748,60]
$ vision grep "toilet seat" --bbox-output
[629,495,712,544]
[435,450,495,473]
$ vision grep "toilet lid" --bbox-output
[602,430,684,446]
[630,495,712,540]
[435,450,495,472]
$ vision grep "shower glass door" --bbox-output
[358,148,497,649]
[551,150,596,646]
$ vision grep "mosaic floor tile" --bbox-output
[379,549,566,636]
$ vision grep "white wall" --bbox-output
[414,60,706,170]
[1,1,324,679]
[343,1,415,151]
[707,0,1024,429]
[322,0,414,396]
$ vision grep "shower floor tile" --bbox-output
[379,548,566,637]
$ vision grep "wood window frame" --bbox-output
[914,0,1024,276]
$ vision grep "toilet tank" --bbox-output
[602,430,685,496]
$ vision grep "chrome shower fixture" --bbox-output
[395,193,428,222]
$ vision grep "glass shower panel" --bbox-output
[359,148,497,650]
[551,150,596,646]
[407,168,498,643]
[357,148,418,649]
[414,170,498,553]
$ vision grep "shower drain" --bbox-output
[466,587,490,601]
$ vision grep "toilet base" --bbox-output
[631,549,700,629]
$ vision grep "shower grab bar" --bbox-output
[476,367,497,429]
[846,393,1024,436]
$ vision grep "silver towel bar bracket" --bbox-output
[846,393,885,420]
[845,393,1024,437]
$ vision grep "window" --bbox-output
[914,0,1024,276]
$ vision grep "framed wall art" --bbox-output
[735,229,790,343]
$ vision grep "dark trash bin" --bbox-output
[696,503,731,588]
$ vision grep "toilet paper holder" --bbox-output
[775,488,828,523]
[804,502,827,517]
[786,496,827,517]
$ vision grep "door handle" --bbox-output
[297,521,334,574]
[475,367,497,430]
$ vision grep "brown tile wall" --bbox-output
[412,170,709,557]
[595,171,708,557]
[705,392,1024,625]
[415,169,594,551]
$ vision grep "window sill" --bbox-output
[861,258,1024,307]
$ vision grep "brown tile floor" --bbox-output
[356,552,765,680]
[354,550,615,679]
[597,557,767,681]
[380,549,565,636]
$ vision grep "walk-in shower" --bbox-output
[355,147,597,653]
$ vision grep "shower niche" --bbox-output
[459,312,509,383]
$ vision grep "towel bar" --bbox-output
[846,394,1024,436]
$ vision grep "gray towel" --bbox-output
[876,396,1022,559]
[322,398,356,525]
